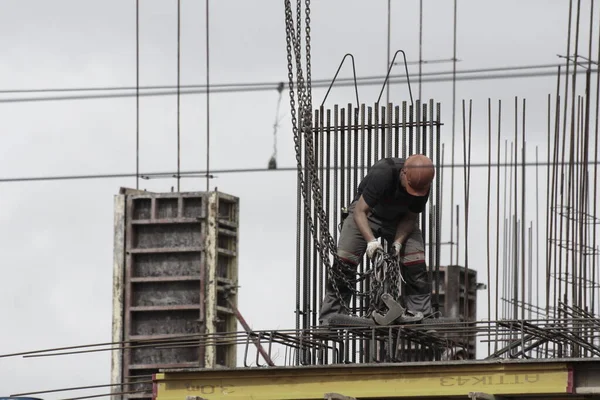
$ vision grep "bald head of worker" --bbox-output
[400,154,435,197]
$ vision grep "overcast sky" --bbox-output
[0,0,598,398]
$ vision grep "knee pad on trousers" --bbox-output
[403,262,431,295]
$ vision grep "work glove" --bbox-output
[366,239,383,259]
[392,242,403,262]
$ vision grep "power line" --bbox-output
[1,161,599,184]
[0,64,593,104]
[0,62,562,95]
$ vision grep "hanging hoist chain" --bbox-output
[283,0,360,314]
[284,0,402,318]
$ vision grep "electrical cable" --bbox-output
[1,161,599,184]
[0,64,592,105]
[0,62,564,95]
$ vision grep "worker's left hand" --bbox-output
[392,242,403,261]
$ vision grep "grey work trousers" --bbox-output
[318,201,432,324]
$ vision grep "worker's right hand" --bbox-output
[366,239,383,259]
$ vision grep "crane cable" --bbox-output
[268,82,285,169]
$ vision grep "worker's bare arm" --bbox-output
[353,195,376,242]
[394,211,418,244]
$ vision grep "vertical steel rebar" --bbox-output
[575,95,582,312]
[513,97,519,323]
[325,108,332,309]
[333,105,339,332]
[565,90,576,315]
[545,93,551,319]
[557,0,575,324]
[461,100,472,321]
[428,99,435,307]
[395,105,400,158]
[388,103,393,157]
[449,0,458,269]
[580,70,592,311]
[487,98,492,354]
[416,100,422,153]
[333,105,339,242]
[367,106,373,171]
[546,92,554,318]
[494,100,502,351]
[205,0,211,192]
[349,104,358,360]
[135,0,140,190]
[574,91,589,307]
[535,145,540,309]
[176,0,181,191]
[374,104,380,162]
[521,98,526,322]
[304,109,312,339]
[409,104,414,156]
[386,0,391,105]
[353,106,359,196]
[569,0,583,319]
[591,0,600,316]
[295,105,302,354]
[309,111,320,362]
[361,104,366,180]
[502,140,513,318]
[456,204,460,276]
[529,222,533,321]
[421,101,428,254]
[318,109,325,330]
[365,105,373,359]
[436,131,443,315]
[340,105,346,237]
[551,70,562,319]
[380,105,387,160]
[359,104,366,323]
[347,104,353,217]
[402,101,407,159]
[427,104,433,297]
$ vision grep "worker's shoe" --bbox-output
[320,313,376,327]
[392,309,424,324]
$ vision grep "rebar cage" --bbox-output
[293,100,457,364]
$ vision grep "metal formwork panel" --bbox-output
[205,191,239,368]
[111,189,239,400]
[435,265,478,321]
[433,265,478,359]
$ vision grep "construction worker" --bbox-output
[319,154,435,326]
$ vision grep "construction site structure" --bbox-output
[150,1,600,396]
[430,265,479,359]
[153,358,600,399]
[110,188,240,400]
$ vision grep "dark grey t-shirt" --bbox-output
[353,157,429,223]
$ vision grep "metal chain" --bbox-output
[284,0,357,314]
[367,251,404,315]
[284,0,404,318]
